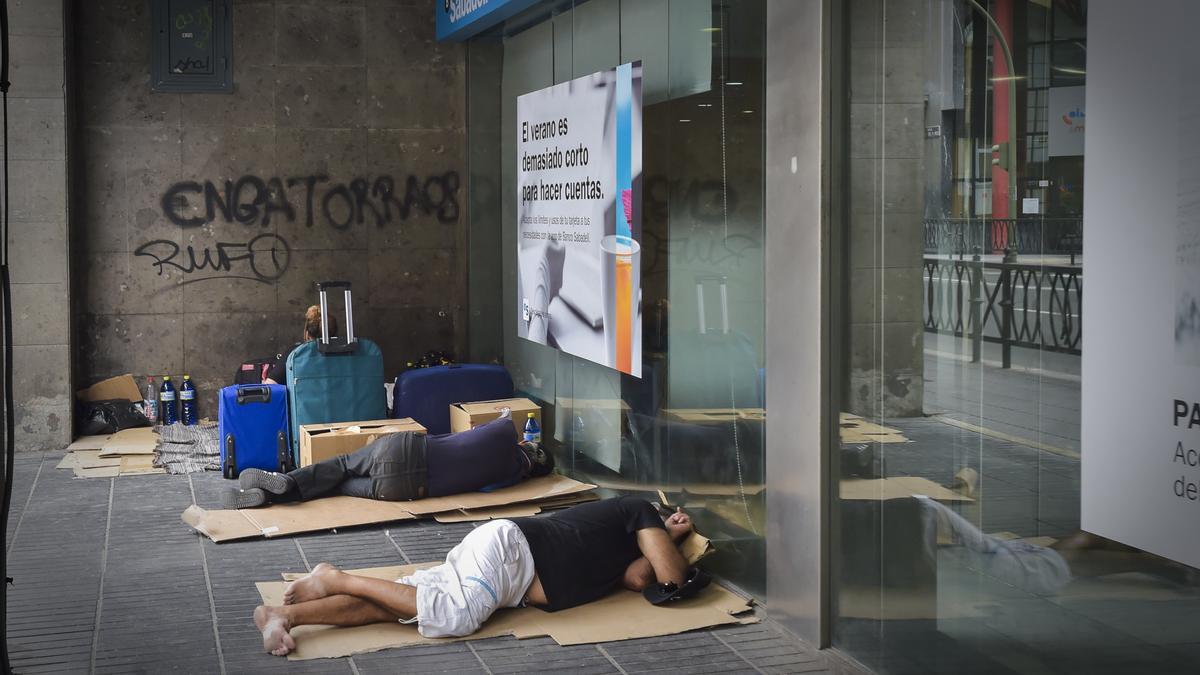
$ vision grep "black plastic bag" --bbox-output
[77,399,151,436]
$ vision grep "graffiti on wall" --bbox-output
[138,172,460,284]
[135,234,291,286]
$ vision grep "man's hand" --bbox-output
[665,507,693,543]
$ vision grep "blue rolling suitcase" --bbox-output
[218,384,290,479]
[286,282,386,463]
[392,364,513,434]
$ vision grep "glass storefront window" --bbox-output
[835,1,1200,673]
[466,0,767,596]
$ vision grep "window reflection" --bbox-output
[837,1,1199,673]
[469,0,767,597]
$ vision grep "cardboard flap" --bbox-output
[98,427,159,456]
[434,504,542,523]
[242,497,418,538]
[453,398,537,414]
[76,374,142,403]
[66,435,112,451]
[303,418,423,436]
[184,475,597,542]
[256,563,755,661]
[181,505,263,542]
[73,465,121,479]
[400,474,597,516]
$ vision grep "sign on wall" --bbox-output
[1083,2,1200,568]
[516,62,643,377]
[436,0,542,42]
[1048,86,1085,157]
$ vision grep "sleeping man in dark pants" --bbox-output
[253,496,710,656]
[224,415,555,509]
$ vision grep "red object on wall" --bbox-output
[991,0,1015,251]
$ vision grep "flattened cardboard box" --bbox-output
[299,418,426,467]
[183,473,597,542]
[97,427,158,456]
[258,563,755,660]
[449,397,540,436]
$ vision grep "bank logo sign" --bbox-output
[436,0,540,42]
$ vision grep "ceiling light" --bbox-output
[697,103,713,108]
[679,119,692,123]
[701,27,720,33]
[727,81,743,86]
[742,109,754,114]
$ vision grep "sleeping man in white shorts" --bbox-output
[254,496,708,656]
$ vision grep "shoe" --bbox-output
[238,468,294,496]
[642,567,712,605]
[224,487,267,509]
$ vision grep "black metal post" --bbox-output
[1000,266,1014,368]
[969,247,983,363]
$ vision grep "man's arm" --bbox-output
[622,508,693,591]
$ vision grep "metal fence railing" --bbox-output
[923,257,1082,366]
[924,218,1083,262]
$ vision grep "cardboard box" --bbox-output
[298,418,426,467]
[76,374,142,403]
[449,397,540,436]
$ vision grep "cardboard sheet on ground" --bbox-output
[257,564,755,661]
[97,427,158,456]
[839,413,909,444]
[183,474,598,542]
[840,476,972,502]
[66,435,111,451]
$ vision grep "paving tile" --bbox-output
[7,460,834,675]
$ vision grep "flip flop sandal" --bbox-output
[643,567,712,605]
[224,487,267,509]
[238,468,293,496]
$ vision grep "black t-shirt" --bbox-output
[264,343,302,384]
[511,496,665,612]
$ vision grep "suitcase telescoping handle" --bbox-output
[316,281,357,354]
[236,385,272,404]
[695,274,729,335]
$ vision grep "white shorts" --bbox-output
[397,519,536,638]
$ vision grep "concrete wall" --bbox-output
[9,0,72,451]
[844,0,926,417]
[73,0,468,417]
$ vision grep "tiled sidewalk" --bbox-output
[5,452,843,674]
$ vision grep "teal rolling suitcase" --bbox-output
[285,282,386,464]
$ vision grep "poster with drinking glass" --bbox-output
[516,61,643,377]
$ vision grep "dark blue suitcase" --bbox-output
[392,364,513,434]
[218,384,291,479]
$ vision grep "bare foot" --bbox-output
[283,562,341,605]
[253,605,296,657]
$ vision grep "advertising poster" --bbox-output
[516,62,643,377]
[1047,85,1086,157]
[1082,2,1200,569]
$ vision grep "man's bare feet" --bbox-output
[253,605,296,657]
[283,562,341,605]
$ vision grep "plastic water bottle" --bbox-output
[523,413,541,444]
[160,376,178,425]
[180,375,197,426]
[144,376,158,424]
